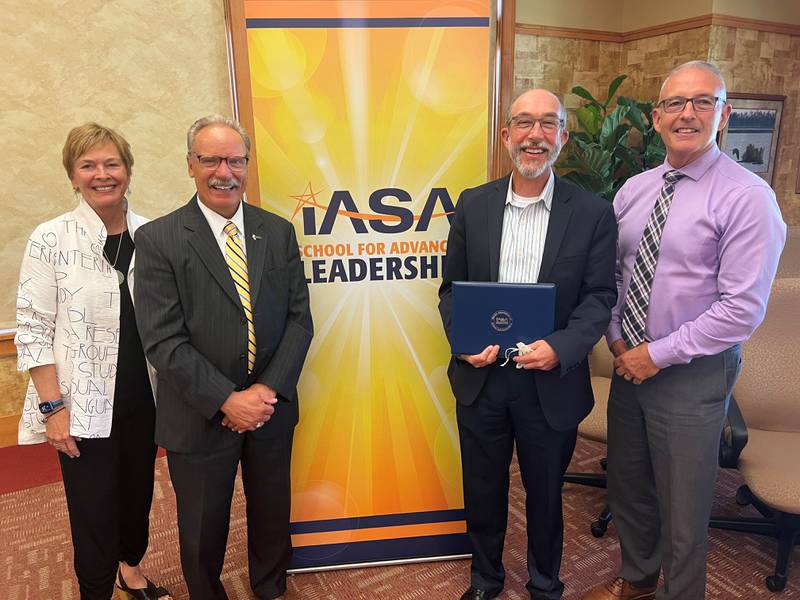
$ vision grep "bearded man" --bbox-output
[439,89,617,600]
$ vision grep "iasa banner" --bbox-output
[239,0,491,569]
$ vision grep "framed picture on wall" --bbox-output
[717,93,784,186]
[796,151,800,194]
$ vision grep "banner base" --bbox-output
[290,533,471,571]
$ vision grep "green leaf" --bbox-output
[615,144,641,174]
[599,105,630,149]
[571,85,600,105]
[618,97,648,132]
[571,135,596,152]
[604,124,630,152]
[628,107,648,133]
[563,170,605,195]
[575,145,613,181]
[604,75,627,108]
[637,100,656,128]
[569,131,593,145]
[643,135,667,168]
[576,105,602,138]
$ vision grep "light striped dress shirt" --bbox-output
[498,171,554,283]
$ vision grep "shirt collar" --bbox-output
[195,194,245,238]
[665,143,721,182]
[505,169,554,210]
[74,196,130,244]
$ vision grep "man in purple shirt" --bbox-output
[582,61,786,600]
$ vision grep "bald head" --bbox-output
[659,61,727,102]
[505,89,567,127]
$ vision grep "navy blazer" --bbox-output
[438,174,617,431]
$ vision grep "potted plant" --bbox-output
[557,75,666,202]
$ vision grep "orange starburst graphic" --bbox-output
[290,182,327,219]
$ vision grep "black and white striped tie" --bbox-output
[621,169,685,348]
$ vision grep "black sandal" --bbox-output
[116,568,171,600]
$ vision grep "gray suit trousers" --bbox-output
[607,345,741,600]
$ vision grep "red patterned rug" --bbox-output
[1,439,796,599]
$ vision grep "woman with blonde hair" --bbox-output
[15,123,170,600]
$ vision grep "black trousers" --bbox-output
[167,427,294,600]
[457,364,577,599]
[58,403,157,600]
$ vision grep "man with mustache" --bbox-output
[582,61,785,600]
[134,115,313,600]
[439,89,617,599]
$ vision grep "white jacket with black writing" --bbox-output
[15,198,153,444]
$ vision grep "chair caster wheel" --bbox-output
[591,521,607,538]
[735,486,752,506]
[766,574,786,592]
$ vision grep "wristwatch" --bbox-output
[38,398,64,415]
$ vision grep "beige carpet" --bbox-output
[1,438,797,599]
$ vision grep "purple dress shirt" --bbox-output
[607,144,786,368]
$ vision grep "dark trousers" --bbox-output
[167,428,294,600]
[607,346,741,600]
[58,404,157,600]
[457,364,577,599]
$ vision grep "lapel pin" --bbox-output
[252,234,262,240]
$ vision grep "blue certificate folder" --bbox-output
[450,281,556,356]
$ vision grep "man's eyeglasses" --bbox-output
[657,95,724,113]
[508,116,564,133]
[191,153,249,171]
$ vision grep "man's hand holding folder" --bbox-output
[459,339,559,371]
[459,344,500,368]
[513,340,559,371]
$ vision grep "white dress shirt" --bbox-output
[196,195,247,258]
[498,170,554,283]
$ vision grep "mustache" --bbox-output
[519,141,553,152]
[209,177,241,188]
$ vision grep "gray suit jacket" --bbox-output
[134,196,313,452]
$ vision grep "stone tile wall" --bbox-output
[514,24,800,224]
[709,25,800,225]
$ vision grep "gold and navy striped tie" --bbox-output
[223,221,256,372]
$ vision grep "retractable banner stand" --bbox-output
[236,0,491,569]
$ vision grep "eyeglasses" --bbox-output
[508,116,564,133]
[191,153,249,171]
[657,95,723,113]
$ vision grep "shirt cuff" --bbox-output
[606,322,622,347]
[647,337,678,369]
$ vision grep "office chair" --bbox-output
[563,339,614,537]
[709,277,800,592]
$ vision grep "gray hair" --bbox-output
[504,89,567,128]
[186,115,251,155]
[660,61,727,101]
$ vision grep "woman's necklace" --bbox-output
[103,216,127,285]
